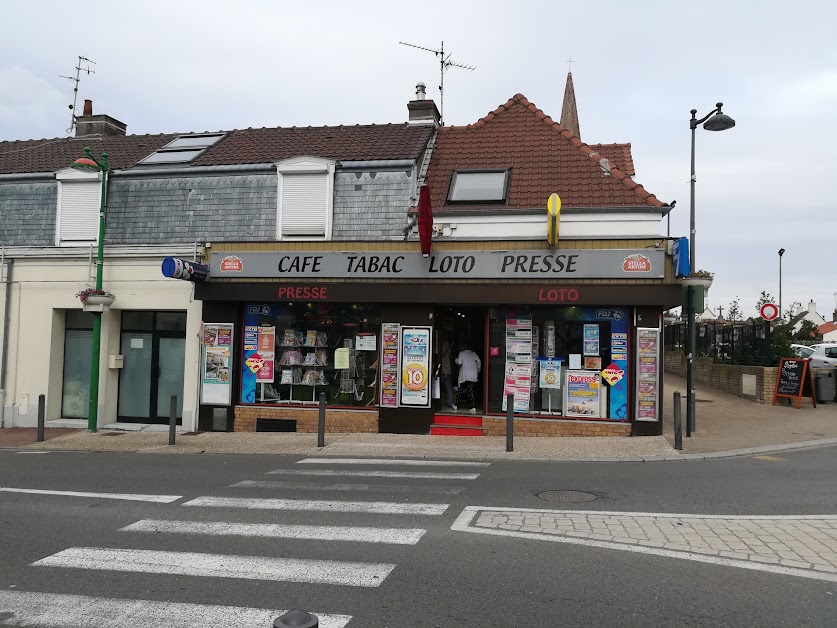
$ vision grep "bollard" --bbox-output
[673,391,683,450]
[317,392,326,448]
[36,394,45,442]
[274,609,318,628]
[168,395,177,446]
[685,389,691,438]
[506,393,514,453]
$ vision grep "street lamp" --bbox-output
[686,103,735,434]
[71,147,109,432]
[778,248,785,320]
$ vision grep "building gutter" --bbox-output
[0,244,203,259]
[337,160,414,170]
[0,257,12,428]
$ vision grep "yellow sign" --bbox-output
[546,193,561,246]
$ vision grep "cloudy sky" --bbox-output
[2,1,835,321]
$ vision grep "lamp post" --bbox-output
[71,148,109,432]
[686,103,735,434]
[778,248,785,321]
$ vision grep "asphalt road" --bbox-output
[0,446,835,627]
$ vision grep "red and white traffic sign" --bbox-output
[760,302,779,321]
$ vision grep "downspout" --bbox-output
[0,258,13,428]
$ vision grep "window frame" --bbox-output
[446,168,511,204]
[55,167,102,247]
[275,156,336,241]
[137,133,226,165]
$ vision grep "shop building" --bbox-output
[195,81,681,437]
[0,98,435,430]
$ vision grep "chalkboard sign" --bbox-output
[772,358,816,408]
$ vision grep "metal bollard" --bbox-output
[673,391,683,450]
[506,393,514,452]
[36,394,45,442]
[317,392,326,448]
[168,395,177,446]
[274,610,318,627]
[685,389,691,438]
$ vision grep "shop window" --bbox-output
[242,303,380,408]
[447,169,510,203]
[61,310,95,418]
[485,306,630,421]
[276,157,336,239]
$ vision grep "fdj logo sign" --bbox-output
[248,305,272,315]
[596,309,623,320]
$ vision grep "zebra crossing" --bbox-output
[3,456,488,626]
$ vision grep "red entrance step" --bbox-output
[430,413,483,437]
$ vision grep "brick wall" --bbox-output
[482,417,631,437]
[665,351,835,405]
[234,405,378,432]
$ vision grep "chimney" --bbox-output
[833,310,837,323]
[407,82,440,126]
[808,300,817,314]
[75,99,128,137]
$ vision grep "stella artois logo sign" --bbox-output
[220,255,243,272]
[622,254,652,272]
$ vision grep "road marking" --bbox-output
[0,487,181,503]
[122,519,427,545]
[451,507,837,584]
[297,457,490,467]
[183,495,449,515]
[267,469,480,480]
[15,451,49,454]
[0,590,351,627]
[752,455,787,462]
[33,547,396,588]
[232,479,466,494]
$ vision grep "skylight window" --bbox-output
[448,169,510,203]
[138,133,225,165]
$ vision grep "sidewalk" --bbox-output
[2,375,835,460]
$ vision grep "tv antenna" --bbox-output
[60,55,96,135]
[399,40,475,125]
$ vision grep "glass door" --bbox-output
[118,312,186,423]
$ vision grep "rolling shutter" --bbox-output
[59,181,100,243]
[280,173,328,236]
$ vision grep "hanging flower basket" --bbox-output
[681,269,713,291]
[77,288,115,309]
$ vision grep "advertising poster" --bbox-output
[584,356,602,370]
[244,325,258,352]
[583,339,599,356]
[255,326,275,384]
[564,370,602,418]
[400,327,431,407]
[380,323,400,407]
[503,316,532,411]
[356,333,377,351]
[636,328,660,422]
[538,358,562,389]
[201,323,234,405]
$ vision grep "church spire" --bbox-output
[560,71,580,139]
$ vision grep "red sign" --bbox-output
[277,286,329,300]
[220,255,243,272]
[760,302,779,321]
[622,254,652,272]
[537,288,580,302]
[601,363,625,386]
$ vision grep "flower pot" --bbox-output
[84,294,115,307]
[681,276,713,291]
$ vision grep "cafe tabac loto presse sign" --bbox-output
[210,249,665,280]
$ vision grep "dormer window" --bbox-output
[138,133,225,165]
[448,169,510,203]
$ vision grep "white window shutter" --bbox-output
[59,181,100,243]
[280,173,328,236]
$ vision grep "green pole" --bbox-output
[87,150,108,433]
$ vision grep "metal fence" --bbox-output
[664,320,772,366]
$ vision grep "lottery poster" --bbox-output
[400,327,432,407]
[635,328,660,422]
[201,323,234,405]
[380,323,401,407]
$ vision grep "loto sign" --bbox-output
[601,363,625,386]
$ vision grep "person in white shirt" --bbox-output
[454,346,481,413]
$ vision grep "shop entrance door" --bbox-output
[435,306,487,415]
[118,312,186,423]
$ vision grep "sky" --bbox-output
[2,0,836,321]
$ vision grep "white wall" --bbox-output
[2,255,201,430]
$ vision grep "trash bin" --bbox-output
[815,372,834,404]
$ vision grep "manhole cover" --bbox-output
[537,490,599,503]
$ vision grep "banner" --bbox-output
[400,327,432,407]
[636,328,660,422]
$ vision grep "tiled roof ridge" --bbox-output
[461,93,664,208]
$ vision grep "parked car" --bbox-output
[800,343,837,368]
[791,344,815,359]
